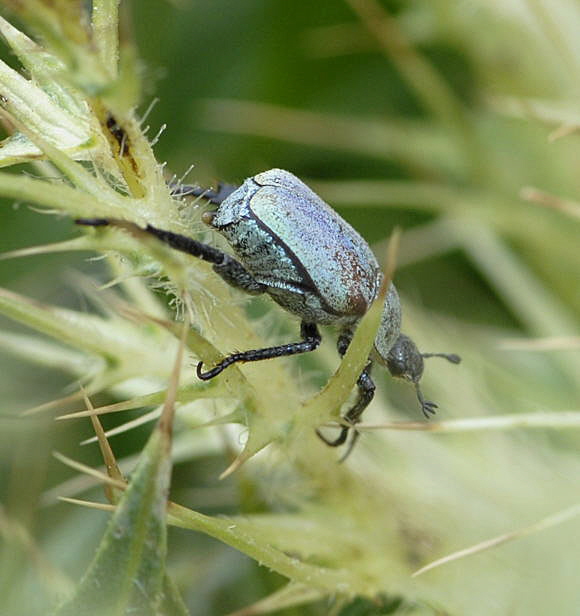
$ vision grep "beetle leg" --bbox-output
[316,332,376,458]
[413,351,460,418]
[316,361,375,456]
[336,331,351,357]
[75,219,266,295]
[196,321,321,380]
[169,182,237,205]
[212,257,266,294]
[414,383,438,418]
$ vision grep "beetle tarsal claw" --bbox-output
[196,361,223,380]
[415,383,438,419]
[316,427,345,447]
[316,422,361,462]
[315,418,355,449]
[421,402,438,418]
[338,429,360,463]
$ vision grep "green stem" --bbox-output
[92,0,120,79]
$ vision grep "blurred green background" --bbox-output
[1,1,579,615]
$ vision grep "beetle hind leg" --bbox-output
[196,321,321,380]
[76,218,266,295]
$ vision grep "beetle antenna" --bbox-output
[421,352,461,364]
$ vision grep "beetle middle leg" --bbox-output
[197,321,321,379]
[316,332,376,458]
[169,181,237,204]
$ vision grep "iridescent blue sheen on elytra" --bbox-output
[211,168,401,356]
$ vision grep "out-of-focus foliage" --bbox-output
[0,1,579,615]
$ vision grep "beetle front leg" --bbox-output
[316,361,375,455]
[196,321,321,380]
[316,332,376,459]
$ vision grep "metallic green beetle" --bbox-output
[78,169,460,457]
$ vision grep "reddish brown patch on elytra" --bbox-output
[334,247,375,316]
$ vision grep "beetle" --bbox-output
[77,169,460,457]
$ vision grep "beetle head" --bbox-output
[378,333,461,418]
[384,333,425,384]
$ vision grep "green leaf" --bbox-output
[53,312,190,616]
[158,575,190,616]
[168,503,359,596]
[0,16,85,115]
[53,427,174,616]
[226,581,326,615]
